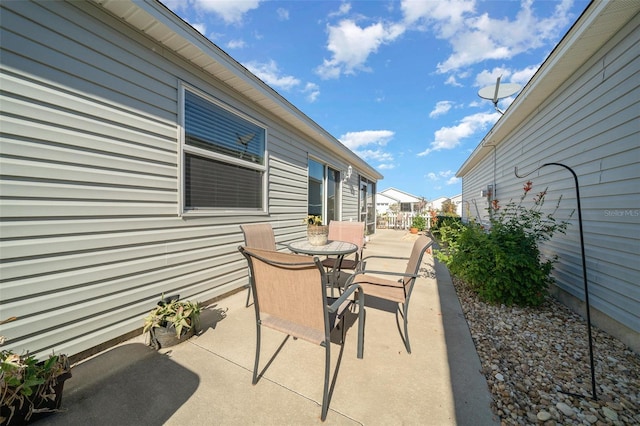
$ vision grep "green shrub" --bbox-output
[411,215,426,231]
[430,215,462,237]
[435,181,571,306]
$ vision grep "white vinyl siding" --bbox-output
[0,0,377,359]
[459,13,639,343]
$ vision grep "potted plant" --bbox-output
[143,295,201,350]
[410,215,426,234]
[1,319,71,425]
[305,215,328,246]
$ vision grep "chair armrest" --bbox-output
[360,254,409,262]
[327,282,362,313]
[358,254,409,271]
[343,270,418,288]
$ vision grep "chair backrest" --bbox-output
[327,221,365,258]
[403,235,433,286]
[239,247,328,344]
[240,223,276,251]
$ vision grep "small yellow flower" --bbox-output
[304,215,322,225]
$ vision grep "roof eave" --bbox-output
[92,0,383,180]
[456,0,637,177]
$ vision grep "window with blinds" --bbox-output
[182,87,266,213]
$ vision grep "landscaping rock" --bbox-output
[452,276,640,425]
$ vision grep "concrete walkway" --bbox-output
[40,229,497,425]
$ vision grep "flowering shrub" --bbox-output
[435,181,572,306]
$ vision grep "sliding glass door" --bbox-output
[308,159,340,224]
[359,177,376,234]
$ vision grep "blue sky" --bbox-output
[163,0,589,201]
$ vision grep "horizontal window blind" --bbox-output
[182,88,266,212]
[185,154,263,209]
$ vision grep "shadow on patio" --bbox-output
[40,229,497,425]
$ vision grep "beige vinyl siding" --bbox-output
[0,0,373,358]
[460,13,639,342]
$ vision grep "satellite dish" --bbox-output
[478,76,521,114]
[236,132,256,159]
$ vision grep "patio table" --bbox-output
[287,240,357,294]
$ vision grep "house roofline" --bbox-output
[378,187,423,201]
[456,0,638,177]
[93,0,382,181]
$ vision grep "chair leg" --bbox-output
[245,284,252,308]
[321,343,330,421]
[252,323,261,384]
[403,302,411,354]
[356,292,365,359]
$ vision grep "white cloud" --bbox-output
[339,130,394,150]
[357,149,395,164]
[276,8,289,21]
[244,60,300,91]
[303,82,320,102]
[418,111,499,156]
[339,130,395,168]
[429,101,453,118]
[445,75,463,87]
[329,3,352,18]
[439,0,574,73]
[474,67,512,88]
[190,22,207,35]
[226,39,246,49]
[400,0,574,74]
[244,60,321,102]
[426,170,459,186]
[192,0,261,24]
[428,170,455,181]
[401,0,475,36]
[316,19,405,79]
[511,64,540,85]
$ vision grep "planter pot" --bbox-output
[307,225,329,246]
[410,227,419,234]
[149,324,195,350]
[1,371,72,425]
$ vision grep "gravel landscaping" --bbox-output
[452,277,640,425]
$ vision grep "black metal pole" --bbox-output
[515,163,596,401]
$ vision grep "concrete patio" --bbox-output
[39,229,497,425]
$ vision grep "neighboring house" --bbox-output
[375,192,400,215]
[428,197,449,213]
[449,194,462,217]
[376,188,423,214]
[0,0,382,359]
[457,2,639,352]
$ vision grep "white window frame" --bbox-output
[308,156,343,223]
[178,83,268,216]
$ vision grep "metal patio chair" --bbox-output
[240,223,277,307]
[321,220,365,272]
[344,235,433,354]
[238,246,364,421]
